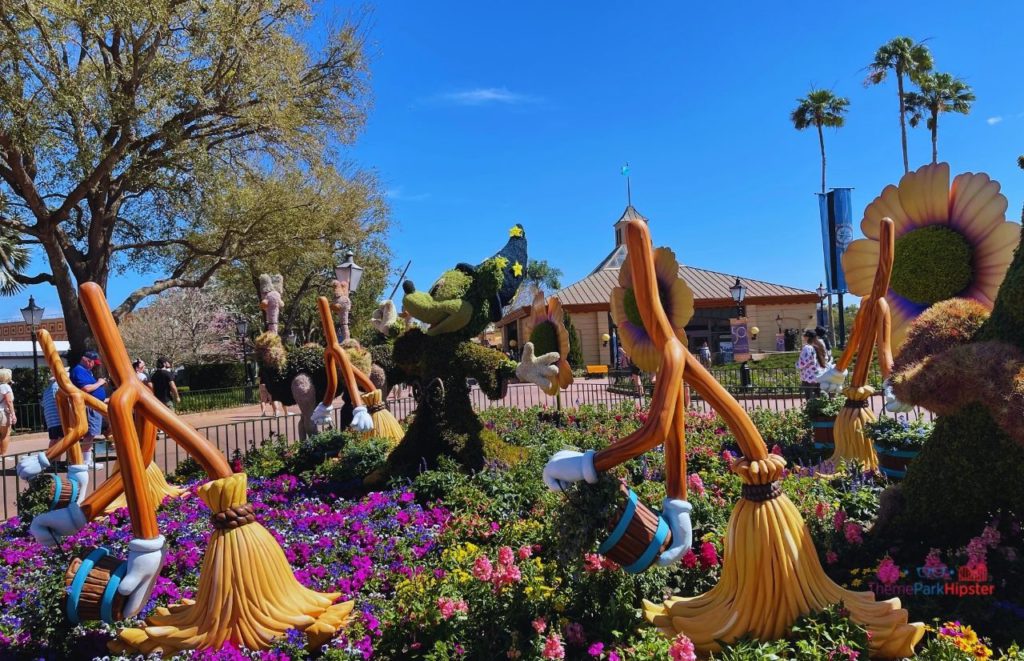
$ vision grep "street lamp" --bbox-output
[775,313,783,334]
[20,295,44,398]
[285,331,297,347]
[815,281,835,348]
[334,249,364,341]
[729,277,746,317]
[235,318,252,403]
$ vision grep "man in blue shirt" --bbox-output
[69,350,108,467]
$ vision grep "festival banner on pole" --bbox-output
[817,188,855,294]
[730,318,750,363]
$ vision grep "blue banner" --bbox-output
[817,188,854,294]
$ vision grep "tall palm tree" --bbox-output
[791,89,850,193]
[905,72,975,163]
[867,37,934,173]
[0,227,30,296]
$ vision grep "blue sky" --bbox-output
[9,0,1024,320]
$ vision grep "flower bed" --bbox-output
[0,404,1020,659]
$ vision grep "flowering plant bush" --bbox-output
[866,416,933,452]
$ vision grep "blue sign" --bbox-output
[817,188,854,294]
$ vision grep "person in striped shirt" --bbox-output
[41,373,62,447]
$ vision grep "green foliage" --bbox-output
[865,416,932,451]
[549,472,626,563]
[527,320,559,356]
[181,363,245,390]
[11,367,46,403]
[895,297,989,369]
[804,394,846,418]
[891,226,973,305]
[979,236,1024,348]
[313,438,392,485]
[708,604,868,660]
[565,314,584,369]
[428,269,474,302]
[15,475,54,523]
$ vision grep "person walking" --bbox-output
[258,374,284,417]
[698,341,713,367]
[41,372,63,448]
[796,330,828,398]
[151,357,181,409]
[0,368,15,456]
[69,351,106,467]
[815,326,833,354]
[133,359,150,386]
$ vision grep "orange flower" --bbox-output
[523,291,574,395]
[610,247,694,372]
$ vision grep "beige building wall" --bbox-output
[744,302,818,352]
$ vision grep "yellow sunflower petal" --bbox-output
[896,162,949,228]
[610,286,628,328]
[969,222,1022,306]
[653,247,680,287]
[618,254,633,288]
[668,279,695,343]
[842,239,881,297]
[862,184,912,239]
[547,297,571,358]
[949,172,1008,244]
[889,302,913,355]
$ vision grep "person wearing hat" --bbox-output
[70,350,108,467]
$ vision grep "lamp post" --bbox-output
[235,318,252,403]
[334,250,364,342]
[729,278,753,389]
[20,295,44,400]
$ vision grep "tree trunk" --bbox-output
[931,110,938,164]
[897,73,909,173]
[817,123,827,194]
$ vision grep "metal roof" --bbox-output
[0,340,70,358]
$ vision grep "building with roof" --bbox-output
[0,339,70,369]
[498,205,820,366]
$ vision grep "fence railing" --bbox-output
[0,379,937,520]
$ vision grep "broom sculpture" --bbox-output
[543,219,923,658]
[17,329,185,513]
[311,295,404,443]
[29,283,352,655]
[818,218,901,471]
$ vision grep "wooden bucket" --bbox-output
[811,415,836,446]
[64,547,128,624]
[598,486,671,574]
[47,474,79,511]
[875,446,919,480]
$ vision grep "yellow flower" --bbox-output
[610,247,694,372]
[851,578,863,587]
[843,163,1020,352]
[522,291,574,395]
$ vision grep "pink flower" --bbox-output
[532,618,548,634]
[583,553,604,572]
[699,542,719,568]
[876,557,901,585]
[669,633,697,661]
[771,444,784,456]
[608,653,621,661]
[587,642,605,657]
[981,524,1001,548]
[518,545,533,560]
[542,632,565,660]
[828,644,860,660]
[564,622,586,647]
[826,550,839,565]
[844,522,863,545]
[498,546,515,566]
[722,450,735,463]
[681,549,698,569]
[437,597,468,619]
[833,509,847,532]
[815,502,829,520]
[473,555,493,581]
[688,473,705,496]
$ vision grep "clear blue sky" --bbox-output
[9,0,1024,320]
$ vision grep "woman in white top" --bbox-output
[796,330,828,397]
[0,368,16,455]
[133,359,149,385]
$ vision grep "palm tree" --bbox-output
[0,227,30,296]
[867,37,934,173]
[904,73,975,163]
[791,89,850,193]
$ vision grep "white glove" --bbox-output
[515,342,560,391]
[119,535,166,619]
[542,449,598,492]
[351,405,373,433]
[371,300,398,335]
[883,379,913,413]
[818,367,847,394]
[17,451,49,481]
[67,464,89,504]
[29,502,87,547]
[311,402,334,425]
[657,498,694,566]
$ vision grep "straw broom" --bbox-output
[360,388,404,444]
[613,219,923,658]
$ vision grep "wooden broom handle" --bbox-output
[317,297,369,408]
[850,218,895,386]
[37,330,87,463]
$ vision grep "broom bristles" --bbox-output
[361,389,404,445]
[104,461,186,514]
[829,386,879,471]
[109,474,353,655]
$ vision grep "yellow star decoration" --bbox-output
[509,225,524,238]
[494,256,509,269]
[512,261,523,277]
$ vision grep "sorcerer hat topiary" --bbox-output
[481,224,528,320]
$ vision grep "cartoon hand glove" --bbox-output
[312,402,334,426]
[883,378,913,413]
[657,498,694,566]
[371,300,398,335]
[119,535,166,619]
[515,342,560,392]
[542,449,598,492]
[29,502,87,547]
[818,367,847,394]
[67,464,89,504]
[16,451,49,481]
[351,406,373,433]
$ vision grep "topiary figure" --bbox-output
[379,225,561,476]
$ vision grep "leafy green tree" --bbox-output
[0,0,376,357]
[524,260,563,292]
[565,313,584,369]
[0,226,29,295]
[904,72,974,164]
[790,89,850,193]
[867,37,934,173]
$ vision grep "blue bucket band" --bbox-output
[623,514,670,574]
[67,547,111,624]
[811,421,834,428]
[100,561,128,623]
[68,477,79,507]
[880,466,907,478]
[598,489,638,555]
[49,475,63,511]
